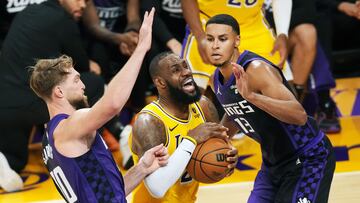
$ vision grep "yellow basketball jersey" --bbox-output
[129,100,206,203]
[182,0,286,89]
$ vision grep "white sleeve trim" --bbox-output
[144,138,196,198]
[272,0,292,36]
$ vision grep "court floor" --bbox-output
[1,77,360,203]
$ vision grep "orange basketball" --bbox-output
[187,138,232,183]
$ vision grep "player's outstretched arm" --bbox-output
[181,0,210,63]
[232,61,307,125]
[62,8,155,139]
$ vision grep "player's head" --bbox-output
[58,0,87,21]
[30,55,88,109]
[149,52,201,104]
[205,14,240,67]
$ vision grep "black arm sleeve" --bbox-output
[141,0,174,45]
[58,17,89,72]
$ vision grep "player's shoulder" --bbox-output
[134,111,165,131]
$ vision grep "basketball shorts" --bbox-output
[290,0,317,30]
[248,136,335,203]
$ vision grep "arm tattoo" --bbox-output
[199,96,220,122]
[132,113,167,157]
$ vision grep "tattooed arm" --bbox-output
[198,96,220,122]
[131,112,197,198]
[132,113,167,156]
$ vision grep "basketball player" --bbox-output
[180,0,292,89]
[130,52,238,203]
[205,14,335,203]
[29,9,170,202]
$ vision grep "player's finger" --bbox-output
[148,7,155,26]
[227,162,237,169]
[227,147,238,156]
[148,143,164,154]
[226,156,238,163]
[155,147,168,157]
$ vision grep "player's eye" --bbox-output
[206,37,214,42]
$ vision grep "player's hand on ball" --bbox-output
[188,122,228,143]
[226,146,238,176]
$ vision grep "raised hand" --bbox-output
[137,7,155,51]
[187,122,228,143]
[270,34,288,68]
[232,62,254,101]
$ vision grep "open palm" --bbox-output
[137,8,155,51]
[232,63,253,100]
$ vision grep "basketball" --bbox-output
[187,138,232,183]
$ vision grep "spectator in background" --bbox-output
[84,0,150,113]
[0,0,47,49]
[0,0,105,192]
[263,0,358,133]
[141,0,186,57]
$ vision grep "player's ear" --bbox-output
[54,86,64,98]
[235,35,240,48]
[154,77,166,89]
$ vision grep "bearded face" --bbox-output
[69,95,89,110]
[166,80,201,105]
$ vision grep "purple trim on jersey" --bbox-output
[352,90,360,116]
[242,57,263,68]
[292,166,306,203]
[47,114,69,145]
[181,25,191,59]
[294,132,324,157]
[237,50,249,63]
[293,139,329,203]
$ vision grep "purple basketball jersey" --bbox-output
[42,114,126,203]
[213,51,325,166]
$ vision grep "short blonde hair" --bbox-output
[29,55,73,100]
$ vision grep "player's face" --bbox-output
[60,0,87,21]
[160,54,201,104]
[205,24,240,67]
[61,68,89,109]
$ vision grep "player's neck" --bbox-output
[158,96,189,120]
[219,50,240,84]
[47,99,76,119]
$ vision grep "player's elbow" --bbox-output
[295,110,308,126]
[144,179,168,198]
